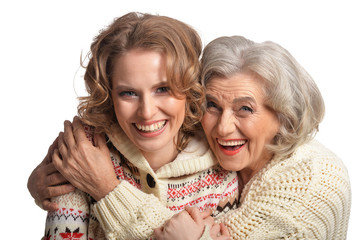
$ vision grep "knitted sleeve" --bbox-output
[215,142,351,240]
[43,189,90,240]
[92,181,174,240]
[92,181,217,240]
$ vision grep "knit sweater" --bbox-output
[92,139,351,240]
[42,125,239,240]
[217,139,351,239]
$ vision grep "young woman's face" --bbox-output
[201,73,280,175]
[111,49,186,159]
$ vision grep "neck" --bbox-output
[239,153,274,187]
[142,145,179,172]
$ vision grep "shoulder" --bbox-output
[256,139,349,185]
[287,139,349,184]
[247,139,351,201]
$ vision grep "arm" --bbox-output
[27,136,75,211]
[52,117,119,201]
[53,117,175,239]
[92,181,175,239]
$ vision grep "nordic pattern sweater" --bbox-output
[42,125,239,240]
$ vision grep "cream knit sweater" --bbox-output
[92,139,351,240]
[218,139,351,239]
[42,125,239,240]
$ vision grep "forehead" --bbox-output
[114,49,165,68]
[205,73,264,104]
[112,49,166,80]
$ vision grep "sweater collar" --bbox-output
[107,124,217,178]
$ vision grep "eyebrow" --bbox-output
[205,94,217,101]
[232,96,256,105]
[113,80,168,91]
[152,80,169,88]
[205,94,256,104]
[113,84,135,91]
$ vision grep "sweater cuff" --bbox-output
[92,181,174,239]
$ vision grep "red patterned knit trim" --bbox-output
[222,176,238,198]
[167,171,231,198]
[167,194,219,212]
[47,208,89,222]
[111,158,141,189]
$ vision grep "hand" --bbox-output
[186,207,230,240]
[209,223,230,240]
[154,207,213,240]
[52,116,120,201]
[27,137,75,211]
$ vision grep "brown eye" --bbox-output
[156,87,169,93]
[206,101,217,109]
[119,91,137,97]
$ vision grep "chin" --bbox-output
[217,160,238,172]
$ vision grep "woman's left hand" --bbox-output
[154,206,230,240]
[52,116,120,201]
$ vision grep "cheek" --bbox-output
[255,117,280,144]
[263,114,280,141]
[168,98,186,119]
[113,100,133,122]
[112,94,121,117]
[201,114,210,133]
[112,101,121,120]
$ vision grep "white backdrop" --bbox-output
[1,0,360,238]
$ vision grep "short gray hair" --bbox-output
[201,36,325,159]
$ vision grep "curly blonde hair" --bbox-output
[78,12,204,150]
[201,36,325,159]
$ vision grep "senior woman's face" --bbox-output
[201,73,280,173]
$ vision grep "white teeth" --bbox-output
[135,121,166,132]
[217,139,246,146]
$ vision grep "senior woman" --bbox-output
[155,36,351,239]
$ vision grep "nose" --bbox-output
[216,110,236,137]
[138,93,157,119]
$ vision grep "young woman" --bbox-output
[30,12,238,240]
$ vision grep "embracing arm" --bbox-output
[27,136,75,211]
[53,117,119,201]
[94,185,228,240]
[52,117,175,239]
[92,181,175,239]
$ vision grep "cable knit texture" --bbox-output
[215,139,351,240]
[42,125,239,240]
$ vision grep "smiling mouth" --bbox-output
[134,120,167,133]
[217,139,247,155]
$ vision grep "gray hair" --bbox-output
[201,36,325,159]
